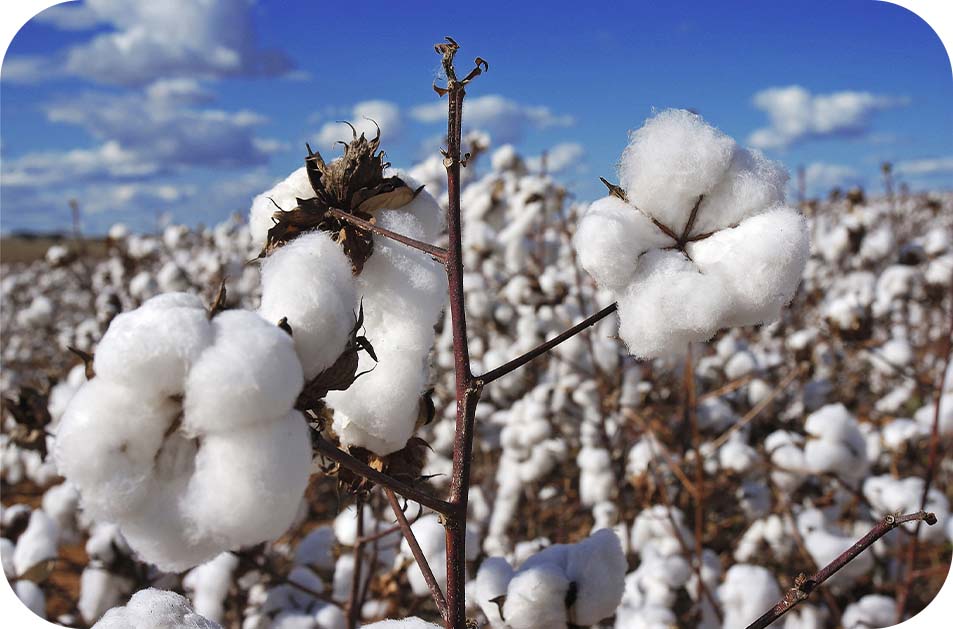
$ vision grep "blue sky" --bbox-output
[1,0,951,234]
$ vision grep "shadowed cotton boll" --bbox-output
[259,231,357,380]
[15,580,46,618]
[475,556,514,624]
[12,509,59,577]
[842,594,896,629]
[574,109,808,358]
[92,588,222,629]
[55,293,312,571]
[803,404,868,482]
[503,563,570,629]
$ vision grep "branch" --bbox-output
[479,303,618,384]
[745,511,938,629]
[328,208,448,264]
[384,488,449,620]
[346,494,366,629]
[312,434,455,516]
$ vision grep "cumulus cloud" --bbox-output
[411,94,574,143]
[312,100,403,150]
[801,162,864,194]
[526,142,586,175]
[749,86,908,149]
[5,0,293,85]
[894,156,953,177]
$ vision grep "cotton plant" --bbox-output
[573,108,809,358]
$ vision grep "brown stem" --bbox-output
[480,303,619,384]
[895,290,953,621]
[346,494,366,629]
[683,346,709,623]
[385,488,449,620]
[745,511,938,629]
[312,434,454,516]
[709,367,802,451]
[328,208,449,264]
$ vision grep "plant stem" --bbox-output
[745,511,937,629]
[385,488,449,620]
[346,494,365,629]
[328,208,449,264]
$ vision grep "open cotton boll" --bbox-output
[259,231,357,380]
[718,564,781,629]
[12,509,59,577]
[362,619,443,629]
[502,563,571,629]
[94,294,212,396]
[475,557,514,624]
[565,529,627,625]
[79,567,132,625]
[294,526,336,571]
[183,411,311,550]
[803,404,868,482]
[386,170,447,243]
[55,380,177,521]
[92,588,222,629]
[573,197,673,292]
[184,310,304,433]
[620,109,735,230]
[249,167,314,250]
[689,208,809,326]
[842,594,896,629]
[691,148,789,235]
[804,528,873,585]
[617,249,728,358]
[183,553,238,624]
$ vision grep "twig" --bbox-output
[683,346,709,623]
[709,367,802,451]
[346,494,366,629]
[385,488,449,620]
[312,434,454,516]
[895,290,953,621]
[745,511,938,629]
[479,303,619,384]
[328,208,449,264]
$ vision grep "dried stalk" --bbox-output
[745,511,937,629]
[328,208,449,264]
[346,494,366,629]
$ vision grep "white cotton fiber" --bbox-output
[294,526,336,571]
[55,380,177,521]
[574,197,673,292]
[387,170,447,243]
[184,411,311,549]
[184,310,303,433]
[12,509,59,577]
[15,580,46,618]
[92,588,222,629]
[718,564,780,628]
[689,207,809,326]
[475,556,514,624]
[692,148,788,235]
[361,619,443,629]
[249,167,314,250]
[803,404,868,482]
[183,553,239,623]
[565,529,627,625]
[842,594,896,629]
[502,563,571,629]
[617,249,728,358]
[620,109,735,230]
[79,567,131,624]
[259,231,358,380]
[94,294,212,396]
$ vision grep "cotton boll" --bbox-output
[294,526,336,571]
[783,605,828,629]
[361,619,443,628]
[692,147,788,235]
[475,557,514,624]
[803,404,868,482]
[249,167,314,250]
[79,567,132,625]
[259,231,357,380]
[1,538,15,578]
[15,579,46,618]
[689,207,809,326]
[184,411,311,551]
[842,594,896,629]
[42,482,80,539]
[184,310,304,433]
[620,109,735,231]
[94,295,212,396]
[315,605,347,629]
[566,529,627,625]
[92,588,222,629]
[183,553,239,623]
[617,249,728,358]
[718,564,780,629]
[502,562,571,629]
[804,528,873,585]
[573,196,673,292]
[12,509,58,577]
[55,380,177,520]
[386,170,446,242]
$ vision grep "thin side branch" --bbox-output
[745,511,938,629]
[312,434,455,516]
[328,208,449,264]
[479,303,619,384]
[384,488,449,620]
[346,495,366,629]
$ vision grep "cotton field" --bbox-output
[2,112,952,629]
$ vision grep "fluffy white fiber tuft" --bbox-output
[55,294,312,571]
[249,167,314,250]
[92,588,221,629]
[574,109,808,358]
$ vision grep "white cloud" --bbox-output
[801,162,864,194]
[894,156,953,177]
[749,85,908,149]
[526,142,586,175]
[411,94,574,143]
[313,100,403,150]
[5,0,293,86]
[2,141,158,187]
